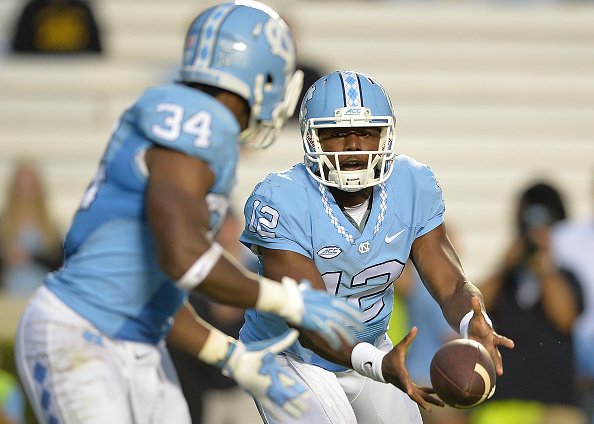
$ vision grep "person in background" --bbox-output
[0,158,63,297]
[471,181,586,424]
[552,171,594,424]
[14,3,363,423]
[12,0,103,54]
[10,0,102,54]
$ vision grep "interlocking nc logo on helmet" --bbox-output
[179,2,302,149]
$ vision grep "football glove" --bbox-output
[257,277,363,350]
[221,329,309,419]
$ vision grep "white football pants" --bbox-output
[15,285,191,424]
[257,337,422,424]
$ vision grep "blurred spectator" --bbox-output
[167,210,261,424]
[0,349,24,424]
[10,0,102,54]
[470,181,586,424]
[0,158,63,297]
[552,171,594,424]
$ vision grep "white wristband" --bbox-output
[177,242,223,291]
[196,327,236,368]
[459,310,493,339]
[255,277,288,312]
[351,342,387,383]
[255,277,303,324]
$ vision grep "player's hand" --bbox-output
[221,329,309,419]
[467,297,515,376]
[381,327,445,412]
[281,278,364,350]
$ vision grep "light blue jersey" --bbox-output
[240,155,445,371]
[46,83,240,344]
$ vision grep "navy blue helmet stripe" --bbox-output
[338,73,347,107]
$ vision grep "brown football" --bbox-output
[429,339,497,408]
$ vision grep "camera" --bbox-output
[519,204,554,257]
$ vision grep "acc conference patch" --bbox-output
[317,246,342,259]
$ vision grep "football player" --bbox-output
[14,4,363,424]
[240,70,515,423]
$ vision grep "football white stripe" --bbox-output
[454,363,494,409]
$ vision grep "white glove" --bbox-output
[221,329,309,419]
[257,277,363,350]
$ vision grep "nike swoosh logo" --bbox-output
[385,229,405,244]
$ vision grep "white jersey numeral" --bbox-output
[248,200,279,238]
[322,260,404,322]
[151,103,212,148]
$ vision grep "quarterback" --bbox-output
[240,70,515,423]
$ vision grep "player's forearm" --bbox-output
[147,180,216,279]
[300,331,392,384]
[297,329,354,367]
[477,269,506,310]
[167,302,214,356]
[176,248,343,336]
[196,249,261,308]
[439,280,486,334]
[168,302,242,369]
[152,223,262,309]
[146,187,262,308]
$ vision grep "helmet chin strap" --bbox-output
[327,168,374,192]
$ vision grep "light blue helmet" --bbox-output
[299,70,396,192]
[180,1,303,148]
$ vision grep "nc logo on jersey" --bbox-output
[358,241,371,255]
[317,246,342,259]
